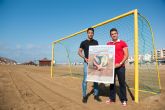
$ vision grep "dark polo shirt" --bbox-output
[80,39,98,62]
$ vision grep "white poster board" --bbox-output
[87,45,115,84]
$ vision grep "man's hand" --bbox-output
[115,63,122,68]
[85,58,88,63]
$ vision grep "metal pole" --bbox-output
[51,43,54,78]
[52,9,136,44]
[134,9,139,103]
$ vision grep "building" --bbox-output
[152,49,165,65]
[128,54,152,64]
[39,58,51,66]
[152,48,165,60]
[22,61,37,66]
[143,54,152,62]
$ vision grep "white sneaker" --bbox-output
[122,101,127,107]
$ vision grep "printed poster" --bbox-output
[87,45,115,84]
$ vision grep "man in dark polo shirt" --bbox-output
[78,28,101,103]
[106,28,129,106]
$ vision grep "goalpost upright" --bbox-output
[134,9,139,103]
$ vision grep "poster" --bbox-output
[87,45,115,84]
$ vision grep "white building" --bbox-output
[144,54,152,62]
[128,53,152,64]
[152,48,165,59]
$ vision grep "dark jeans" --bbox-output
[109,66,127,102]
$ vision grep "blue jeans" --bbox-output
[82,62,99,97]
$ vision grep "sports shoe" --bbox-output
[105,99,115,104]
[94,95,102,102]
[121,101,127,106]
[82,96,88,103]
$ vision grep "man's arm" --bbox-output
[115,47,129,68]
[120,47,129,64]
[78,48,88,62]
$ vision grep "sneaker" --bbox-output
[121,101,127,107]
[82,96,88,103]
[94,95,102,102]
[105,99,115,104]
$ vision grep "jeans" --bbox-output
[109,66,127,101]
[82,62,99,97]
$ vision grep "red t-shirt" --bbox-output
[107,39,128,65]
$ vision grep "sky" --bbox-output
[0,0,165,63]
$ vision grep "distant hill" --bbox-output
[0,56,17,65]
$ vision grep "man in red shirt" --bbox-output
[106,28,129,106]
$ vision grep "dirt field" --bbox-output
[0,65,165,110]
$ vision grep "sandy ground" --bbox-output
[0,65,165,110]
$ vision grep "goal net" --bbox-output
[50,9,161,102]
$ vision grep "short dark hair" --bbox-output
[110,28,118,34]
[87,27,94,33]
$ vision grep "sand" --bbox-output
[0,65,165,110]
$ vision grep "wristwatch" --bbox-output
[119,62,123,65]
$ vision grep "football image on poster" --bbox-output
[87,45,115,84]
